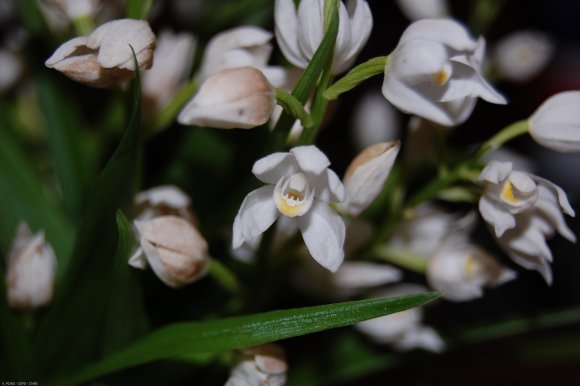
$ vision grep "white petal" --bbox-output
[440,58,507,104]
[330,0,353,73]
[340,0,373,66]
[252,152,298,184]
[395,326,445,353]
[478,161,512,183]
[529,91,580,153]
[290,145,331,175]
[297,201,345,272]
[534,176,575,216]
[128,247,148,269]
[398,19,476,52]
[45,36,90,67]
[232,186,279,249]
[296,0,324,63]
[332,261,402,289]
[395,0,450,21]
[479,195,516,237]
[310,169,346,203]
[274,0,308,68]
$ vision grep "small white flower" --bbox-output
[129,215,209,288]
[178,66,276,129]
[199,26,288,87]
[478,161,576,283]
[225,344,288,386]
[427,244,516,302]
[45,18,155,88]
[5,222,57,311]
[382,19,506,126]
[492,31,554,83]
[528,91,580,153]
[355,284,444,353]
[351,91,401,150]
[339,141,400,217]
[274,0,373,74]
[395,0,450,21]
[142,30,196,116]
[232,145,346,272]
[133,185,196,223]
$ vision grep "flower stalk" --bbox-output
[324,56,389,100]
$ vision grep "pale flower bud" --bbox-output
[528,91,580,153]
[134,185,196,223]
[45,18,155,88]
[225,344,288,386]
[394,0,450,21]
[178,66,276,129]
[339,141,400,216]
[5,222,57,311]
[492,31,554,83]
[129,216,209,288]
[427,246,516,302]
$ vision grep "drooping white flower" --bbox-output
[528,91,580,153]
[5,222,57,310]
[45,18,155,88]
[142,30,196,117]
[199,26,288,87]
[427,244,516,302]
[274,0,373,74]
[339,141,400,216]
[225,344,288,386]
[232,145,346,272]
[178,66,276,129]
[382,19,506,126]
[395,0,450,21]
[355,284,445,352]
[478,161,576,283]
[492,31,554,83]
[351,91,401,150]
[129,215,209,288]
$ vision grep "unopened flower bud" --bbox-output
[134,185,195,223]
[5,222,57,311]
[528,91,580,153]
[339,141,400,216]
[225,343,288,386]
[427,246,516,302]
[45,18,155,88]
[178,66,275,129]
[129,215,209,288]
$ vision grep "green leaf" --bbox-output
[324,56,389,100]
[126,0,154,19]
[48,292,440,386]
[37,73,94,220]
[100,211,149,356]
[0,120,75,274]
[34,53,142,376]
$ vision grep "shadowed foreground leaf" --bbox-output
[49,292,440,386]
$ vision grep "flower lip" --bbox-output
[274,172,315,217]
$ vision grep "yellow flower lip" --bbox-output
[501,180,519,204]
[434,68,451,86]
[274,172,314,217]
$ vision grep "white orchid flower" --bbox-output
[427,244,516,302]
[199,26,288,87]
[529,91,580,153]
[382,19,506,126]
[339,141,401,217]
[6,222,57,310]
[492,31,554,83]
[142,30,196,116]
[478,161,576,283]
[45,18,155,88]
[225,344,287,386]
[178,66,276,129]
[274,0,373,74]
[232,145,346,272]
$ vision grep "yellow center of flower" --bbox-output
[275,173,312,217]
[434,69,451,86]
[501,181,519,204]
[463,255,476,278]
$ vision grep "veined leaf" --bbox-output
[34,54,142,376]
[48,292,440,386]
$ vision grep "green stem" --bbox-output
[72,15,95,36]
[372,246,427,274]
[472,119,529,161]
[324,56,389,100]
[208,258,241,295]
[147,77,199,135]
[297,70,333,145]
[275,88,313,129]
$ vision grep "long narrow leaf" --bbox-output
[34,58,142,376]
[49,292,440,386]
